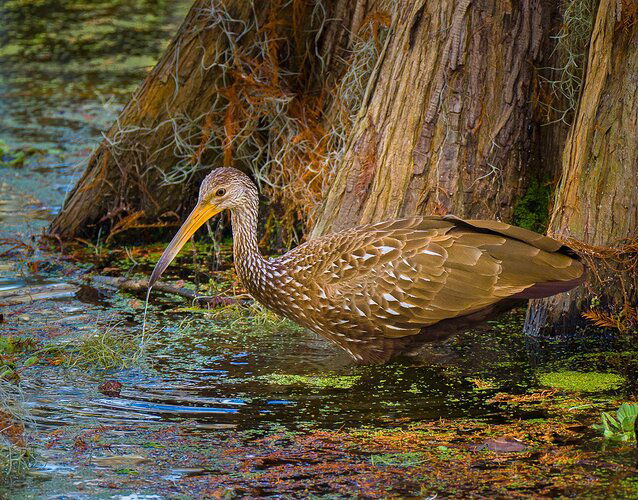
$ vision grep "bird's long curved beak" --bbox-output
[148,203,221,288]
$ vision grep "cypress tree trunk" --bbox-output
[51,0,257,239]
[312,0,548,236]
[49,0,367,240]
[525,0,638,336]
[52,0,555,243]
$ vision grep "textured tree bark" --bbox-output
[49,0,364,240]
[50,0,257,238]
[312,0,547,236]
[525,0,638,336]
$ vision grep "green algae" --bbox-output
[538,371,625,392]
[370,452,424,466]
[258,373,361,390]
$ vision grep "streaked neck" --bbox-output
[231,200,268,289]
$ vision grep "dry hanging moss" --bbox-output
[616,0,638,34]
[152,1,392,242]
[72,0,393,245]
[536,0,596,126]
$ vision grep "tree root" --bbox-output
[90,276,239,307]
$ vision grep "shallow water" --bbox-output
[1,1,637,497]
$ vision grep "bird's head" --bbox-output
[149,167,256,287]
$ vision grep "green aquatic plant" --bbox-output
[0,337,39,381]
[593,403,638,442]
[258,373,361,390]
[0,141,44,168]
[538,371,625,392]
[0,443,32,480]
[370,452,423,467]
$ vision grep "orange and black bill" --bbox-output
[148,203,221,288]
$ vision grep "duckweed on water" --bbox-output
[538,371,625,392]
[370,452,424,467]
[258,373,361,389]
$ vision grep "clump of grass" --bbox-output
[43,323,145,370]
[179,300,303,334]
[0,382,34,480]
[538,371,625,392]
[0,443,31,480]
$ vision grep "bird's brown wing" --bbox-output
[321,216,584,340]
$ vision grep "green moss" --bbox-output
[538,371,625,392]
[0,44,22,57]
[512,177,552,233]
[258,373,361,390]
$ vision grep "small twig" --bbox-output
[90,276,240,307]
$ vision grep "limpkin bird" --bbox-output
[149,168,585,364]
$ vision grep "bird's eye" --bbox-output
[215,188,226,197]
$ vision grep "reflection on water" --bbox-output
[0,0,190,232]
[1,1,636,497]
[12,302,539,433]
